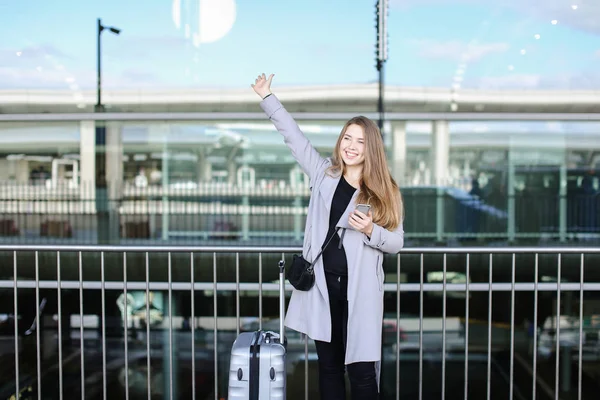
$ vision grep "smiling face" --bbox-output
[339,123,366,167]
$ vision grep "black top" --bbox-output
[322,176,356,276]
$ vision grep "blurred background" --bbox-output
[2,2,600,399]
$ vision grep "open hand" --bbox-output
[251,73,274,99]
[349,210,374,236]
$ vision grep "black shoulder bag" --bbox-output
[287,228,340,291]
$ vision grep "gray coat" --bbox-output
[260,95,405,366]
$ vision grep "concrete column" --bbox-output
[204,162,212,182]
[507,148,516,242]
[147,124,170,240]
[228,161,237,185]
[559,163,567,242]
[431,121,449,243]
[105,122,123,201]
[430,121,450,186]
[226,146,239,185]
[15,159,29,183]
[390,121,407,185]
[162,141,170,241]
[80,121,96,200]
[196,150,212,182]
[105,123,123,242]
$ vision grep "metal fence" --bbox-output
[1,245,600,399]
[1,182,599,245]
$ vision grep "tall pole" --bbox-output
[95,18,108,244]
[96,18,102,111]
[95,19,120,244]
[375,0,389,135]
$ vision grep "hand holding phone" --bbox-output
[350,204,373,235]
[355,204,371,215]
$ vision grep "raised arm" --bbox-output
[252,73,327,181]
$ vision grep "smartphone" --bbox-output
[355,204,371,215]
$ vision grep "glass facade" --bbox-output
[0,118,598,245]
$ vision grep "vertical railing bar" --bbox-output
[532,253,539,400]
[123,252,129,400]
[279,255,285,354]
[146,252,151,400]
[78,252,86,400]
[36,251,43,400]
[419,253,424,400]
[191,252,196,400]
[236,252,240,337]
[442,253,447,400]
[578,253,584,400]
[57,251,64,400]
[213,252,218,400]
[258,253,263,331]
[509,253,516,400]
[487,253,493,400]
[101,251,106,400]
[304,333,309,400]
[293,250,306,400]
[554,254,561,400]
[168,252,173,400]
[464,253,470,400]
[13,251,20,400]
[396,254,401,400]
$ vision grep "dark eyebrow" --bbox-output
[344,133,364,141]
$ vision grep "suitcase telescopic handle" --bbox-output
[278,259,285,340]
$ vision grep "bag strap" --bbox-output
[309,227,340,266]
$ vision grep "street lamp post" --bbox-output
[96,18,120,112]
[95,18,120,244]
[375,0,389,135]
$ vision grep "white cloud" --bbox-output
[0,44,71,69]
[111,36,189,59]
[104,69,163,88]
[476,74,542,89]
[471,71,600,90]
[410,39,510,62]
[391,0,600,34]
[0,44,70,61]
[0,66,162,90]
[0,67,76,89]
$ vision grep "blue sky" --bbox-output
[1,0,599,90]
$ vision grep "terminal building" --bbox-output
[1,84,599,245]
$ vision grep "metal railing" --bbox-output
[1,245,600,399]
[1,181,599,245]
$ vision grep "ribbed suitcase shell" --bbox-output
[228,330,286,399]
[227,260,287,399]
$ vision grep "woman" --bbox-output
[252,73,405,399]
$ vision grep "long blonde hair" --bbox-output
[326,116,403,231]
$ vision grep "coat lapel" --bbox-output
[318,173,361,224]
[317,174,339,212]
[335,189,360,230]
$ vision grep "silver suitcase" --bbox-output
[227,260,287,399]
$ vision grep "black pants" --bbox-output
[314,272,379,400]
